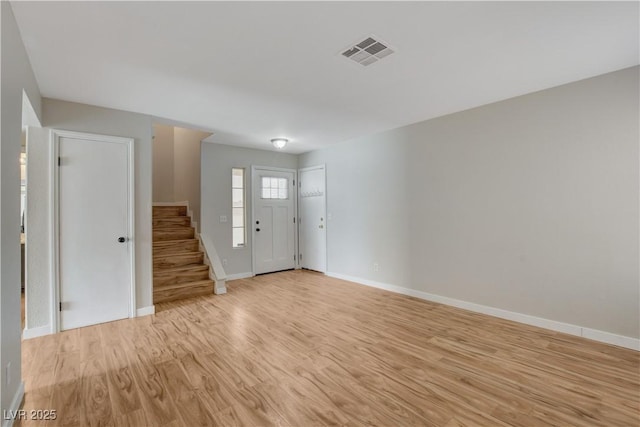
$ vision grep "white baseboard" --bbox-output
[22,324,52,340]
[326,272,640,351]
[581,328,639,350]
[22,309,156,340]
[2,381,25,427]
[226,272,254,281]
[136,306,155,317]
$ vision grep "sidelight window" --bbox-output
[232,168,245,247]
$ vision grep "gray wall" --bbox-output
[152,124,175,202]
[301,134,411,285]
[41,98,154,313]
[1,1,42,413]
[300,67,639,339]
[173,127,209,230]
[25,127,50,329]
[201,143,298,275]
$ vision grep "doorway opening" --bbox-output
[151,124,214,304]
[151,123,212,231]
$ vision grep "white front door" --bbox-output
[57,131,133,331]
[299,165,327,273]
[252,167,296,275]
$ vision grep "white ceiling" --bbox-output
[11,1,639,154]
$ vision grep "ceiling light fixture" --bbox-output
[271,138,288,149]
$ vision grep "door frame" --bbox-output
[250,165,298,274]
[50,129,136,333]
[298,164,327,273]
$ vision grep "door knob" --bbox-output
[118,237,126,243]
[256,228,261,232]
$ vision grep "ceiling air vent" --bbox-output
[341,36,394,66]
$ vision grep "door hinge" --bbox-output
[59,302,62,312]
[293,179,295,186]
[294,254,296,261]
[300,253,303,260]
[293,217,296,223]
[58,157,61,166]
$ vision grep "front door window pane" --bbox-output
[261,176,288,199]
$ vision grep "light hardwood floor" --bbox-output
[19,270,639,426]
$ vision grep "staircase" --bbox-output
[153,205,214,303]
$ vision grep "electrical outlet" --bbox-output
[373,262,379,272]
[6,362,11,385]
[328,213,332,220]
[222,259,228,266]
[220,215,227,223]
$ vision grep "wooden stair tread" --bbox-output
[153,251,204,269]
[153,239,200,257]
[153,227,195,242]
[153,226,194,231]
[153,217,191,222]
[153,279,214,303]
[153,238,198,247]
[152,220,188,224]
[152,228,194,234]
[153,206,187,217]
[154,263,210,286]
[153,264,209,276]
[153,250,202,258]
[154,279,213,292]
[153,224,193,233]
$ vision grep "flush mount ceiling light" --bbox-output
[271,138,288,149]
[341,36,395,67]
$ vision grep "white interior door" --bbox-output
[299,165,327,273]
[57,131,133,330]
[252,167,296,275]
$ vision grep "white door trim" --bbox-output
[251,165,298,274]
[298,164,327,273]
[50,129,136,333]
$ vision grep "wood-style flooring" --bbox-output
[19,270,640,426]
